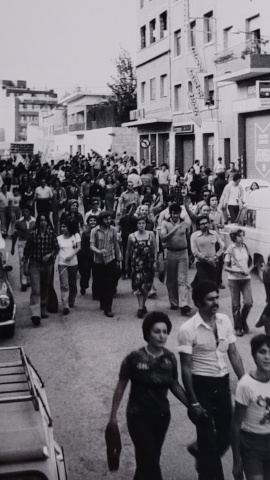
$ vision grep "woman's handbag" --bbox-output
[156,252,166,283]
[105,421,122,471]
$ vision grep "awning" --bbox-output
[122,118,172,127]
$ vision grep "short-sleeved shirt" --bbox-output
[119,347,178,414]
[57,233,81,266]
[235,373,270,434]
[178,312,236,377]
[225,243,251,280]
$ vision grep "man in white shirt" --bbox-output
[178,280,244,480]
[219,173,244,223]
[35,178,53,216]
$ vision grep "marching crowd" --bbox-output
[1,150,270,480]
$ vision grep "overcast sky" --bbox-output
[0,0,137,96]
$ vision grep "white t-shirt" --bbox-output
[57,233,81,266]
[235,373,270,434]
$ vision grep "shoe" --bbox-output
[31,316,41,327]
[137,309,144,318]
[181,305,192,315]
[142,306,147,314]
[69,303,74,308]
[148,292,157,299]
[105,311,114,318]
[41,313,48,319]
[63,308,70,315]
[21,284,27,292]
[218,284,226,289]
[236,329,244,337]
[170,305,178,310]
[80,289,86,295]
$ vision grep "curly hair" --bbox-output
[142,311,172,342]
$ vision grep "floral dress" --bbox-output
[131,233,155,295]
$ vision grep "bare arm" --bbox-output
[228,343,245,380]
[125,235,133,271]
[169,380,188,407]
[109,378,129,423]
[231,402,246,480]
[180,353,206,421]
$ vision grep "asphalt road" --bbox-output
[1,239,267,480]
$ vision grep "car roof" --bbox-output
[240,178,270,188]
[245,188,270,208]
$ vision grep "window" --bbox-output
[174,29,181,57]
[140,0,144,8]
[237,207,247,226]
[223,26,232,49]
[174,84,182,111]
[141,82,146,103]
[187,81,193,110]
[140,25,146,49]
[150,19,156,44]
[204,75,215,106]
[140,26,146,49]
[204,11,213,44]
[247,209,256,228]
[160,11,167,39]
[160,75,168,98]
[190,21,196,47]
[150,78,156,101]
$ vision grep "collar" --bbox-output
[19,216,35,222]
[194,312,222,329]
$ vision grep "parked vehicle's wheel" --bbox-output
[256,255,265,282]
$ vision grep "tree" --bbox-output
[107,49,137,123]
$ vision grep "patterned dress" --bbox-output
[131,233,155,295]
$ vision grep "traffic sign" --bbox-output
[140,139,150,149]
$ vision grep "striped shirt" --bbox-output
[90,225,121,264]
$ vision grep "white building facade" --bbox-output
[127,0,270,179]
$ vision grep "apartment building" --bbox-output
[126,0,270,180]
[0,80,57,144]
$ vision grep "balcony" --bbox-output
[214,39,270,82]
[54,126,68,135]
[69,123,85,132]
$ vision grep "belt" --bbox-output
[167,247,187,252]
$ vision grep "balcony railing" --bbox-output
[214,38,270,81]
[69,123,85,132]
[54,126,68,135]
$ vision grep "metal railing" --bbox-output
[214,38,270,75]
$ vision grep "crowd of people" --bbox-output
[1,150,270,479]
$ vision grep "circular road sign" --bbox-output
[140,139,150,149]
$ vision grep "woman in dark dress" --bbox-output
[108,312,189,480]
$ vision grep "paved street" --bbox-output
[2,238,267,480]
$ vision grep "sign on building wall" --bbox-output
[256,81,270,107]
[187,93,202,127]
[187,69,204,98]
[10,143,34,154]
[174,125,194,134]
[190,47,205,73]
[255,122,270,177]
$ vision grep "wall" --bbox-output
[0,96,16,142]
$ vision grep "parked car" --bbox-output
[240,178,270,202]
[0,236,15,338]
[0,346,68,479]
[222,188,270,280]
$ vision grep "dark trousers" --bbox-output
[121,236,129,275]
[228,279,253,331]
[92,260,117,312]
[228,204,239,223]
[127,410,170,480]
[192,261,218,287]
[193,374,232,480]
[78,253,98,297]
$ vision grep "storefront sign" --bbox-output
[187,93,202,127]
[257,81,270,107]
[190,47,205,73]
[255,123,270,177]
[174,125,194,134]
[187,69,204,98]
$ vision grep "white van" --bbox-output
[222,188,270,280]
